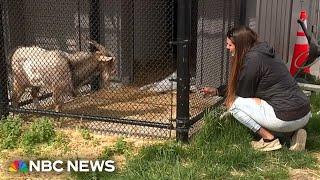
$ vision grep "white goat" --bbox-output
[11,40,115,111]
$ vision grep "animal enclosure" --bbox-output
[0,0,242,140]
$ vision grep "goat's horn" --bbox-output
[87,40,115,57]
[87,39,106,53]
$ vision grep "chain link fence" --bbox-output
[189,0,241,136]
[0,0,241,140]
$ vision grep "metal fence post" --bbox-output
[174,0,192,142]
[0,2,9,119]
[89,0,101,91]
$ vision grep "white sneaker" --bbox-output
[251,138,282,152]
[289,129,307,152]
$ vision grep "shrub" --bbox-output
[21,117,55,148]
[0,116,23,149]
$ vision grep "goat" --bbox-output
[10,40,115,111]
[62,40,116,90]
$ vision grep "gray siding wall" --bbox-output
[254,0,319,65]
[255,0,293,62]
[4,0,89,52]
[309,0,320,39]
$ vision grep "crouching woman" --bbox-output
[201,26,311,152]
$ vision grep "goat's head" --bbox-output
[87,39,115,63]
[87,39,117,85]
[87,39,114,56]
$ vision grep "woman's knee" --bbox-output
[252,98,262,105]
[230,96,251,111]
[229,109,262,132]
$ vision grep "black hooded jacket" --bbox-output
[218,42,310,121]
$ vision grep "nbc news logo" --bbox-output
[9,160,28,173]
[8,159,115,173]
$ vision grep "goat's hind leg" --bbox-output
[52,87,65,112]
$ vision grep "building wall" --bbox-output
[254,0,293,62]
[3,0,175,85]
[244,0,320,79]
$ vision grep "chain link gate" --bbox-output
[0,0,242,140]
[188,0,242,137]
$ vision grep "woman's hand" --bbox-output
[200,87,219,96]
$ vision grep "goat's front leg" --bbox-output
[11,81,25,109]
[31,87,40,109]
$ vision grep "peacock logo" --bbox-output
[8,160,28,173]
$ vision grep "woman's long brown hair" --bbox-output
[225,26,258,108]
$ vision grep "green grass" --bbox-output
[310,93,320,112]
[71,93,320,180]
[113,115,318,180]
[2,94,319,179]
[307,93,320,151]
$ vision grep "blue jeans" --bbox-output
[229,97,311,133]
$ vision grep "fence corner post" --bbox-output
[175,0,193,143]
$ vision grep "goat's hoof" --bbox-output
[54,106,61,112]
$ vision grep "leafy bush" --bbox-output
[21,117,55,148]
[0,116,23,149]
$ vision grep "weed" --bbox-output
[80,128,92,140]
[92,138,101,147]
[52,131,71,153]
[101,146,115,159]
[71,146,118,179]
[114,137,133,157]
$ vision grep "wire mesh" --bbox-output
[0,0,241,139]
[1,0,175,138]
[189,0,241,126]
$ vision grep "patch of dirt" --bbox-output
[290,168,320,180]
[289,152,320,180]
